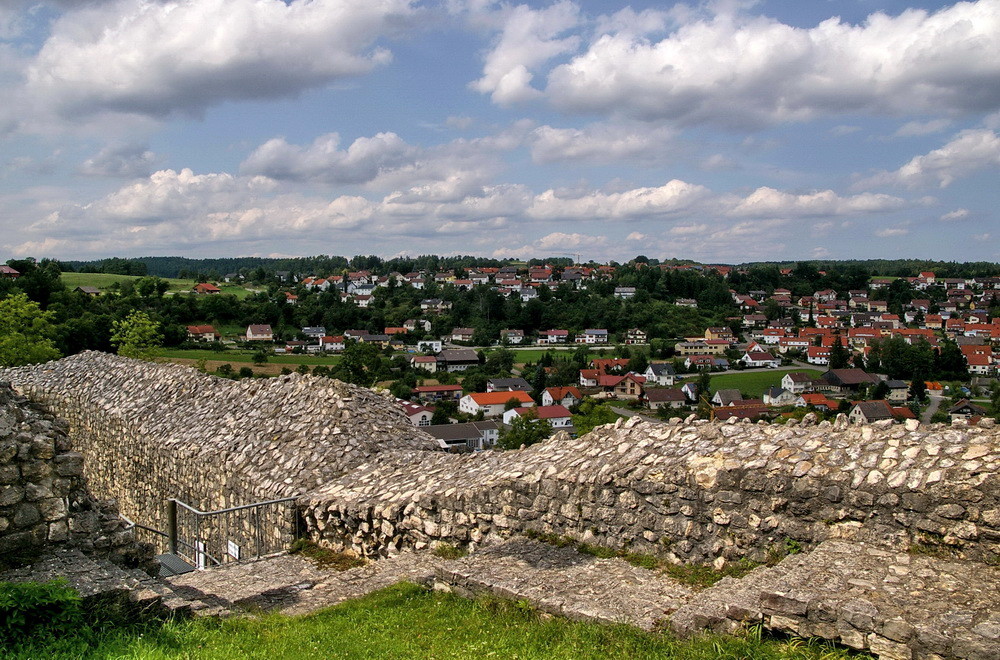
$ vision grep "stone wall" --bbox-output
[302,414,1000,565]
[0,382,136,562]
[2,352,438,539]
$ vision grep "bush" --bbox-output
[0,579,83,646]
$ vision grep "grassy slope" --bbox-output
[705,369,824,397]
[61,273,254,298]
[7,582,861,660]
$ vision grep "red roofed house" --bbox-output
[459,391,534,417]
[186,325,219,342]
[400,401,434,427]
[0,265,20,278]
[502,405,572,428]
[413,384,463,402]
[542,386,582,408]
[539,329,569,344]
[193,282,221,295]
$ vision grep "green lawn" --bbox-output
[701,369,824,397]
[159,348,342,366]
[6,582,863,660]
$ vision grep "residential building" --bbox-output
[413,384,463,402]
[487,377,532,393]
[459,391,534,417]
[781,372,815,394]
[538,329,569,344]
[425,421,500,451]
[541,386,582,408]
[186,325,219,342]
[192,283,221,295]
[643,363,677,386]
[438,348,480,372]
[645,388,687,410]
[576,329,609,344]
[246,324,273,341]
[399,402,434,427]
[502,405,573,429]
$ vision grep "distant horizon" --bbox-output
[2,1,999,262]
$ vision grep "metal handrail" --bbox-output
[172,496,298,516]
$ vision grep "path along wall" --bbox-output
[2,352,439,541]
[302,414,1000,565]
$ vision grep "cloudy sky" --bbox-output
[1,0,999,264]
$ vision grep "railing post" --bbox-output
[167,499,178,555]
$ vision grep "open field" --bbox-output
[160,348,342,366]
[701,369,824,397]
[61,272,255,298]
[5,581,863,660]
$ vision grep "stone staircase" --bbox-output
[4,537,999,659]
[0,548,230,618]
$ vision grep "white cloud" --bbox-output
[470,1,581,105]
[529,122,675,164]
[527,179,710,221]
[875,227,909,238]
[543,1,1000,126]
[79,144,157,178]
[728,187,906,218]
[893,119,952,138]
[240,133,417,185]
[940,208,970,221]
[23,0,415,120]
[858,129,1000,188]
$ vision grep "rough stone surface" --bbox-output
[2,352,438,540]
[0,382,139,563]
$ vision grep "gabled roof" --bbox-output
[645,388,686,402]
[467,391,533,406]
[544,386,582,400]
[510,405,571,419]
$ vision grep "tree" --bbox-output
[829,337,850,369]
[0,293,62,366]
[496,409,552,449]
[909,375,928,403]
[110,311,163,360]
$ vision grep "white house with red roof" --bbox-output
[502,405,572,428]
[459,391,534,417]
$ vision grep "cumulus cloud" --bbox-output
[529,122,675,164]
[79,144,157,178]
[240,133,417,185]
[470,1,581,105]
[728,187,906,218]
[893,119,952,138]
[875,226,910,237]
[24,0,415,119]
[527,179,710,221]
[858,129,1000,188]
[543,0,1000,127]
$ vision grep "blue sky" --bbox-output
[1,0,998,264]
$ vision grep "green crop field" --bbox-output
[159,348,342,366]
[700,369,824,397]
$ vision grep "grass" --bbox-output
[289,539,366,571]
[61,272,255,297]
[3,582,866,660]
[159,348,343,366]
[701,369,824,397]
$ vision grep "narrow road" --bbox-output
[922,393,946,423]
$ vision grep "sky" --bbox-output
[1,0,999,265]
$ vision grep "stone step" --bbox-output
[431,536,696,631]
[669,539,1000,660]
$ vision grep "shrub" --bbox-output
[0,579,83,646]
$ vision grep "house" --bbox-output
[614,287,636,299]
[599,374,645,399]
[763,387,797,406]
[806,346,831,365]
[319,335,345,352]
[948,399,987,422]
[74,286,101,296]
[425,421,499,451]
[538,329,569,344]
[399,402,434,427]
[410,355,439,372]
[705,327,735,342]
[0,265,20,278]
[487,377,532,393]
[780,372,814,394]
[712,389,743,406]
[413,384,463,402]
[186,325,219,342]
[643,363,677,387]
[451,328,475,343]
[684,355,730,371]
[542,386,582,408]
[500,329,525,345]
[884,380,909,403]
[645,388,688,410]
[740,350,780,368]
[421,299,452,314]
[817,368,878,394]
[192,283,221,295]
[795,393,839,410]
[246,324,273,341]
[416,340,443,353]
[302,326,327,339]
[849,400,912,424]
[459,391,534,417]
[591,358,630,373]
[624,328,647,344]
[502,405,573,429]
[579,369,601,387]
[404,318,432,333]
[438,348,480,372]
[576,329,609,344]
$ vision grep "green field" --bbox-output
[6,581,863,660]
[702,369,824,397]
[159,348,342,366]
[61,272,255,298]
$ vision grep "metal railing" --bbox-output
[120,496,300,570]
